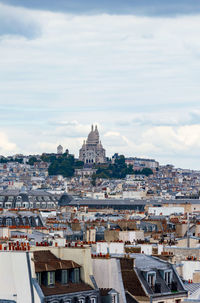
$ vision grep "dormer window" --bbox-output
[147,272,156,287]
[159,269,172,286]
[78,298,85,303]
[47,271,55,286]
[112,294,117,303]
[62,270,68,284]
[74,268,80,283]
[164,270,172,285]
[36,272,41,285]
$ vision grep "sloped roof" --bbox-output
[41,282,93,296]
[120,259,147,297]
[33,250,80,273]
[59,193,73,206]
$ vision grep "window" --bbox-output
[91,298,96,303]
[36,272,41,285]
[147,272,156,287]
[5,203,12,209]
[164,271,172,285]
[48,271,55,286]
[7,196,14,202]
[6,217,13,226]
[74,268,80,283]
[62,270,68,284]
[79,298,84,303]
[112,295,117,303]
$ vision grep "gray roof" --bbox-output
[0,189,56,204]
[59,193,73,206]
[130,254,170,270]
[184,282,200,294]
[69,198,200,206]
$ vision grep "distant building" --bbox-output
[125,157,159,171]
[0,189,57,209]
[57,144,63,155]
[79,125,106,164]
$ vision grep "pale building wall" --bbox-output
[122,191,146,199]
[104,230,120,242]
[176,238,200,248]
[52,237,66,247]
[176,223,188,237]
[119,231,144,242]
[148,207,184,216]
[164,247,200,262]
[0,227,10,238]
[86,229,96,242]
[153,297,186,303]
[96,242,124,254]
[193,271,200,283]
[180,261,200,280]
[195,224,200,237]
[0,251,41,303]
[92,258,126,303]
[158,244,164,255]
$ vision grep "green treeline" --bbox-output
[1,153,153,179]
[45,153,84,177]
[93,155,153,179]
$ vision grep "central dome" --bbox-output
[87,125,99,144]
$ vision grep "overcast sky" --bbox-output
[0,0,200,169]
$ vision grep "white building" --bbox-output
[119,230,144,243]
[96,242,124,255]
[148,206,184,216]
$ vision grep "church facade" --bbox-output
[79,125,106,164]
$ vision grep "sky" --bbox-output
[0,0,200,169]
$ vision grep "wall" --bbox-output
[119,231,144,242]
[0,227,10,238]
[92,258,126,303]
[104,230,120,242]
[96,242,124,254]
[175,224,188,237]
[164,247,200,262]
[176,238,200,248]
[0,251,41,303]
[148,207,184,216]
[179,260,200,280]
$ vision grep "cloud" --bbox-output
[0,3,41,38]
[129,109,200,127]
[0,3,200,169]
[44,121,95,138]
[0,132,18,155]
[142,124,200,157]
[1,0,200,16]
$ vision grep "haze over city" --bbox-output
[1,0,200,169]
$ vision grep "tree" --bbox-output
[48,153,83,177]
[140,168,153,176]
[28,157,38,165]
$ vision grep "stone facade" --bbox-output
[79,125,106,164]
